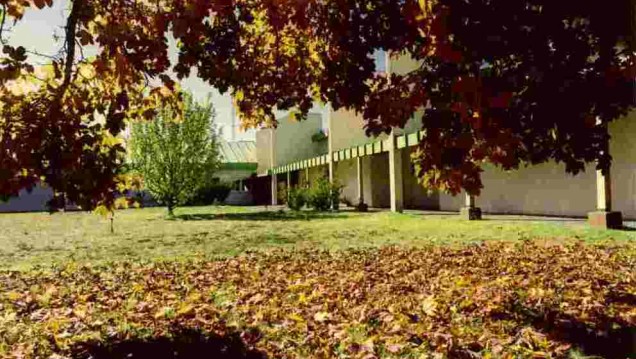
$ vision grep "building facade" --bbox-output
[255,54,636,225]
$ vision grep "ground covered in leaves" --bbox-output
[1,242,634,358]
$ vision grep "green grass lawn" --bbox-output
[1,207,635,358]
[1,205,635,270]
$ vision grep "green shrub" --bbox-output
[287,187,307,211]
[129,93,220,216]
[307,177,332,211]
[188,182,232,205]
[330,181,344,211]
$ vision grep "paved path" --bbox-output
[258,205,636,229]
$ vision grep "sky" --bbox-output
[9,1,252,141]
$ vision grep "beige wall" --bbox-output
[331,149,438,210]
[333,159,357,204]
[609,111,636,218]
[300,165,329,186]
[402,149,439,210]
[317,53,423,153]
[330,156,378,207]
[438,111,636,219]
[330,109,386,151]
[439,162,597,217]
[255,129,273,176]
[256,113,326,175]
[0,185,53,213]
[367,153,391,208]
[275,113,326,166]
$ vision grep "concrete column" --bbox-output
[588,169,623,229]
[384,51,403,213]
[286,171,291,204]
[357,157,364,204]
[270,129,278,206]
[388,131,404,213]
[327,104,334,184]
[596,170,612,211]
[305,167,310,188]
[460,192,482,220]
[356,156,368,211]
[465,193,475,208]
[271,174,278,205]
[587,119,622,229]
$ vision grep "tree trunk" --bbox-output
[167,201,175,217]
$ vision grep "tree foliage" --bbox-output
[130,93,219,215]
[211,0,635,195]
[0,0,633,207]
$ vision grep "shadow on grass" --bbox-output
[619,225,636,232]
[491,217,585,223]
[497,298,636,359]
[173,210,347,221]
[69,327,266,359]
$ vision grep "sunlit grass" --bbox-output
[0,205,634,270]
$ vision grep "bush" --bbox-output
[129,93,220,216]
[287,187,307,211]
[188,182,232,205]
[330,181,344,211]
[307,177,332,211]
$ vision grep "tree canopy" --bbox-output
[130,92,219,216]
[0,0,633,209]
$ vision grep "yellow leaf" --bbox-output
[101,135,123,147]
[288,313,305,323]
[421,295,437,316]
[177,304,195,316]
[313,311,329,322]
[93,205,111,218]
[298,293,308,304]
[6,292,22,301]
[114,197,129,210]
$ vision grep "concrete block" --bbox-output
[356,202,368,212]
[587,211,623,229]
[460,207,482,220]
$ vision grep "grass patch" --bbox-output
[0,206,634,270]
[0,206,634,357]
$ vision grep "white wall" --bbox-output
[0,185,53,213]
[439,162,597,217]
[438,112,636,219]
[609,111,636,218]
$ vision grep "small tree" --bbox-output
[307,177,332,212]
[130,93,219,216]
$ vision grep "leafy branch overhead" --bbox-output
[0,0,634,208]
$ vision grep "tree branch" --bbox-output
[0,4,7,45]
[61,0,82,90]
[75,39,86,61]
